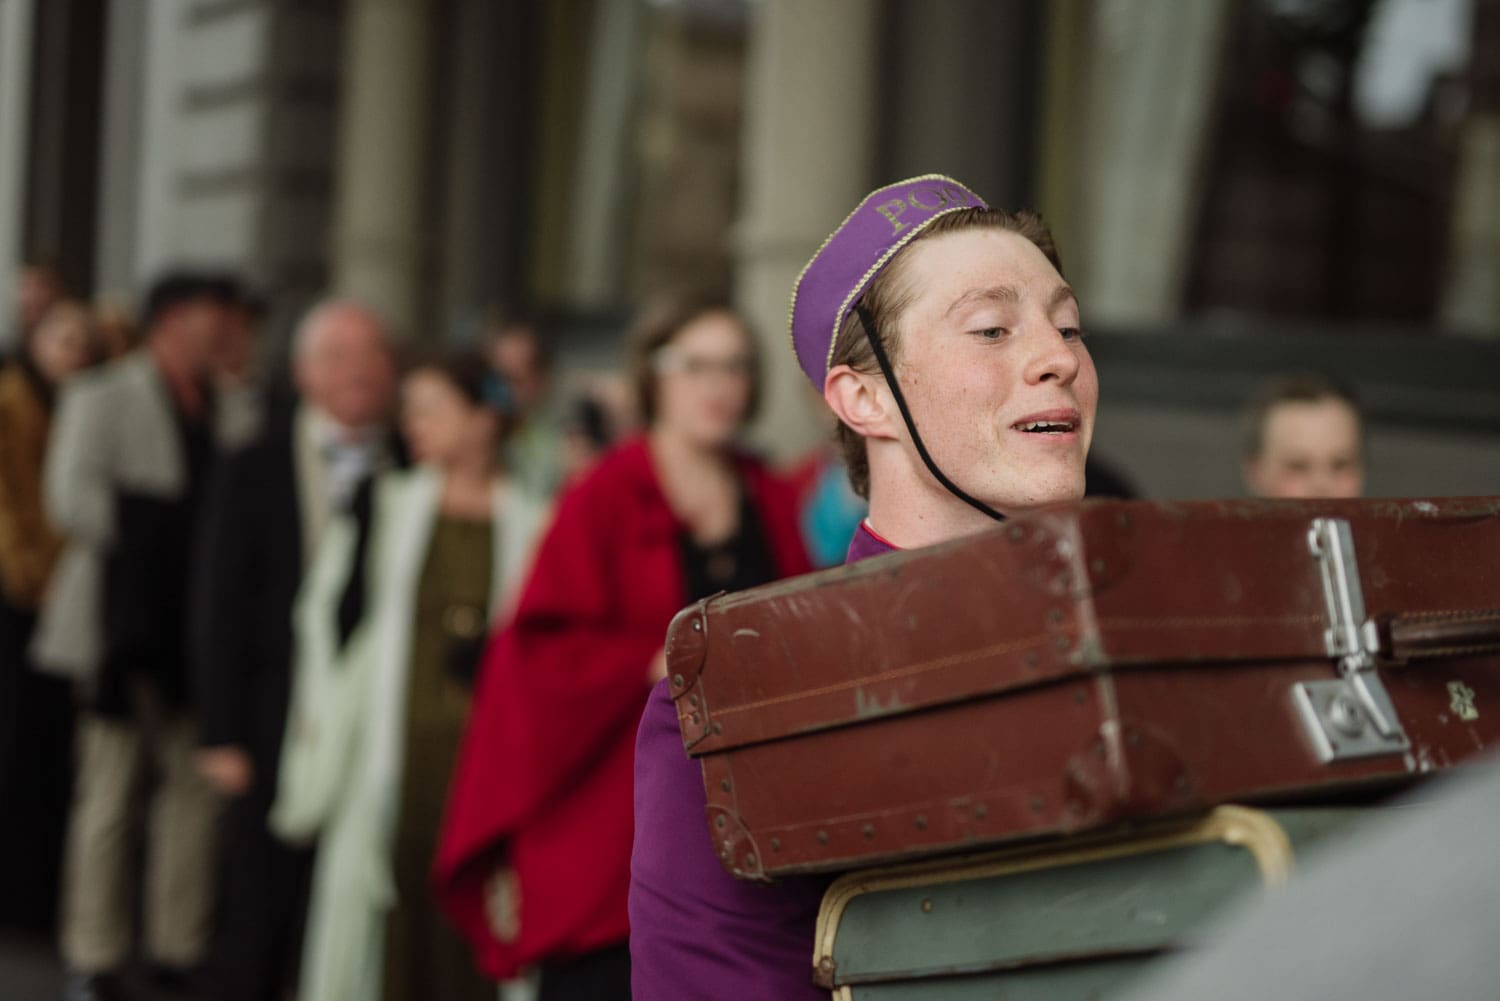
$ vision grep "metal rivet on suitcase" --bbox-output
[720,779,731,792]
[712,722,723,734]
[716,815,726,829]
[863,824,875,839]
[1047,608,1063,625]
[1024,651,1040,669]
[692,620,702,631]
[744,854,756,869]
[921,898,934,913]
[1030,795,1046,812]
[672,673,684,687]
[770,838,781,852]
[817,830,829,844]
[1008,525,1025,541]
[975,804,989,819]
[1328,694,1367,736]
[915,814,927,830]
[1074,688,1089,705]
[1054,635,1071,651]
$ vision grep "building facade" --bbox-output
[1,0,1497,491]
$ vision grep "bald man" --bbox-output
[191,299,399,1001]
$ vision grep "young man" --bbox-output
[629,175,1098,998]
[1241,374,1365,499]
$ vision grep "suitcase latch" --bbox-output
[1292,518,1410,763]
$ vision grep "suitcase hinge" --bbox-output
[1292,518,1410,763]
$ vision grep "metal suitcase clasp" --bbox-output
[1292,518,1411,763]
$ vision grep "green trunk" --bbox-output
[819,807,1368,999]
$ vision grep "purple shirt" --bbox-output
[630,523,895,999]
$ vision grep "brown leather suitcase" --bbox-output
[665,498,1500,882]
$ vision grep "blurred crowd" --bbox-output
[0,258,1370,1001]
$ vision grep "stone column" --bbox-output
[565,0,644,309]
[93,0,148,304]
[1439,116,1500,336]
[0,0,38,350]
[331,0,434,342]
[437,0,521,340]
[1439,0,1500,336]
[880,0,1041,209]
[1069,0,1231,327]
[734,0,879,460]
[131,0,187,283]
[1036,0,1091,262]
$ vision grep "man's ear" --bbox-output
[824,364,900,441]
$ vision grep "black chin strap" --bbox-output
[856,305,1005,523]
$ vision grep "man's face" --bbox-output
[296,306,397,430]
[882,228,1098,514]
[1244,399,1364,499]
[212,306,259,381]
[158,299,230,374]
[490,328,546,411]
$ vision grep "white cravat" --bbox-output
[309,409,383,511]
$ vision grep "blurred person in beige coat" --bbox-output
[37,272,253,1001]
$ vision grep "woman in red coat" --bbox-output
[435,295,812,1000]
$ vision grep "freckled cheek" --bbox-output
[927,350,994,394]
[953,383,1009,457]
[1076,357,1101,413]
[909,355,1003,432]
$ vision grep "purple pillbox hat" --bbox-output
[788,174,987,389]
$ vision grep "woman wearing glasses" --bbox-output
[435,294,811,1001]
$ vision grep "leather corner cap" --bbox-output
[668,601,713,748]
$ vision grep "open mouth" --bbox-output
[1009,408,1082,438]
[1013,419,1076,435]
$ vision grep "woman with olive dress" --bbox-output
[272,351,546,1001]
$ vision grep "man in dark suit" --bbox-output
[191,299,398,1001]
[41,271,250,1001]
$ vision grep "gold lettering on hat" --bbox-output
[877,199,909,234]
[907,187,947,211]
[943,185,976,206]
